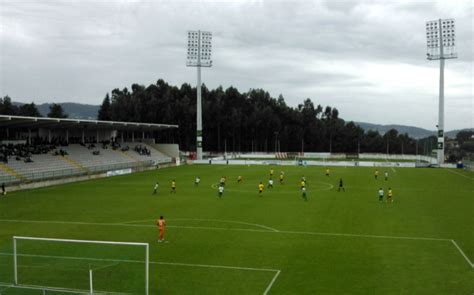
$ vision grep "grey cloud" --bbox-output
[0,0,472,130]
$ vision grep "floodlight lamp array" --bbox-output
[426,19,457,60]
[187,31,212,67]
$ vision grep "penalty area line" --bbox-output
[451,240,474,268]
[119,218,280,232]
[263,270,280,295]
[0,252,279,272]
[0,282,130,295]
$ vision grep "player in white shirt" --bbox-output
[195,176,201,186]
[267,178,274,189]
[378,188,384,201]
[218,185,224,198]
[384,171,389,181]
[152,182,159,195]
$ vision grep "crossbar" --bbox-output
[13,236,148,247]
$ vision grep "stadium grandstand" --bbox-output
[0,115,179,188]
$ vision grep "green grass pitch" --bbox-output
[0,165,473,294]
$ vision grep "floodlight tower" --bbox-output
[426,19,457,165]
[187,30,212,160]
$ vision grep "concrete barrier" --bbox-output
[4,165,160,193]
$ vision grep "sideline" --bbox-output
[446,169,474,180]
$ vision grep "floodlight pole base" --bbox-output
[437,18,444,166]
[197,65,203,161]
[437,57,445,165]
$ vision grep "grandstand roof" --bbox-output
[0,115,178,130]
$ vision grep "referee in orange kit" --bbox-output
[157,216,166,242]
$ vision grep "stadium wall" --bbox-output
[465,161,474,171]
[150,144,179,158]
[192,159,458,168]
[358,153,436,163]
[4,164,170,193]
[230,152,436,163]
[192,159,416,167]
[299,153,436,163]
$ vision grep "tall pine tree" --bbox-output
[98,93,111,120]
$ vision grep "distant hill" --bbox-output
[14,102,99,119]
[355,122,434,139]
[36,103,99,119]
[355,122,473,139]
[445,128,474,139]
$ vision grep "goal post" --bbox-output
[12,236,149,295]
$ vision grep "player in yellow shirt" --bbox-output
[279,172,284,184]
[374,169,379,180]
[258,182,264,196]
[170,180,176,193]
[237,175,242,183]
[325,168,330,177]
[300,180,306,189]
[387,188,393,203]
[269,169,274,177]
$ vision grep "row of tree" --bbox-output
[97,79,437,155]
[0,96,68,118]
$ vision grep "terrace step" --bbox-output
[0,163,28,182]
[58,156,89,173]
[114,149,140,162]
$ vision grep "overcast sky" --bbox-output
[0,0,472,130]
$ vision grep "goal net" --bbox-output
[10,236,149,294]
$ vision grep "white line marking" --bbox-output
[277,230,450,242]
[170,218,279,232]
[0,252,280,272]
[0,284,13,292]
[0,219,450,241]
[154,261,279,272]
[1,219,472,268]
[174,218,279,232]
[0,282,129,294]
[167,225,272,233]
[263,270,280,295]
[446,169,474,180]
[121,218,279,232]
[384,158,397,172]
[92,261,121,272]
[0,219,272,233]
[451,240,474,268]
[210,181,334,193]
[17,263,86,271]
[119,218,153,224]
